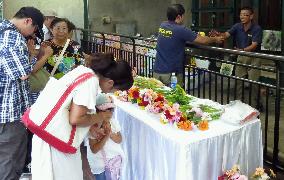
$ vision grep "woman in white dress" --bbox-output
[30,53,133,180]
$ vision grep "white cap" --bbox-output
[42,9,57,17]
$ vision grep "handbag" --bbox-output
[102,149,122,180]
[29,39,71,92]
[22,66,95,153]
[29,68,50,92]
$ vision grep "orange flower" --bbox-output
[198,120,209,131]
[128,87,140,99]
[177,120,193,131]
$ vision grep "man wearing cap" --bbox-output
[0,7,44,179]
[42,10,57,40]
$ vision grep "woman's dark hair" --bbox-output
[167,4,185,21]
[66,20,76,32]
[50,17,74,33]
[89,53,134,91]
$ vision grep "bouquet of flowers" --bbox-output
[218,165,276,180]
[114,77,225,131]
[218,165,248,180]
[127,86,140,103]
[145,93,166,113]
[114,90,128,102]
[137,89,157,107]
[160,103,182,124]
[251,167,276,180]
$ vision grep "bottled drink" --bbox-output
[170,72,177,89]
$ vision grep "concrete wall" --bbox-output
[3,0,84,29]
[89,0,192,37]
[3,0,193,37]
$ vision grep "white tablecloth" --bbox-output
[114,99,263,180]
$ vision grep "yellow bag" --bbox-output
[29,68,50,92]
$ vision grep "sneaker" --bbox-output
[20,173,31,180]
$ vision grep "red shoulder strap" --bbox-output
[40,72,94,129]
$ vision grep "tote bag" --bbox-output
[22,66,95,153]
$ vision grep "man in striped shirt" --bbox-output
[0,7,44,179]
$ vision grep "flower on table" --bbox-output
[230,173,248,180]
[219,165,276,180]
[177,119,193,131]
[198,120,209,131]
[139,89,162,107]
[146,101,164,114]
[144,89,156,101]
[116,77,223,132]
[137,95,149,107]
[201,112,212,121]
[128,86,140,103]
[253,167,265,177]
[251,167,276,180]
[190,107,203,117]
[114,90,128,102]
[219,165,247,180]
[154,93,165,103]
[160,103,182,125]
[231,165,240,173]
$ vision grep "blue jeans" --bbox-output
[95,171,106,180]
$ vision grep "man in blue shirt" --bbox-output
[153,4,223,86]
[220,7,263,107]
[0,7,44,179]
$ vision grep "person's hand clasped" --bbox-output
[37,42,53,59]
[90,120,111,141]
[208,29,221,37]
[27,39,38,58]
[42,42,54,57]
[214,36,225,44]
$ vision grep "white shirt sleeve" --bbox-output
[72,76,100,113]
[110,117,121,134]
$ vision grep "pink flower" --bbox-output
[190,107,203,117]
[230,173,240,179]
[238,175,248,180]
[172,103,180,111]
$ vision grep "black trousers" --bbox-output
[0,121,27,180]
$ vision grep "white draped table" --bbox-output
[114,99,263,180]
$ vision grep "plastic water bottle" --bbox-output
[170,72,177,89]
